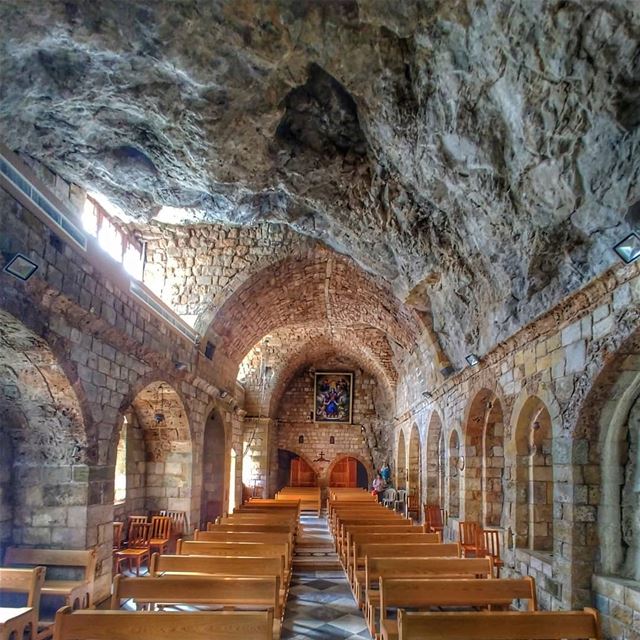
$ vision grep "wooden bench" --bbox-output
[53,607,273,640]
[111,574,282,638]
[364,557,494,636]
[380,577,537,640]
[348,532,441,577]
[193,531,293,559]
[177,540,291,581]
[0,566,45,640]
[339,525,422,560]
[275,487,321,515]
[149,553,288,606]
[5,548,96,610]
[396,608,602,640]
[353,543,460,599]
[335,517,412,550]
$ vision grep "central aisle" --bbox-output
[282,512,372,640]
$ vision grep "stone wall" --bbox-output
[0,158,245,601]
[273,360,386,489]
[393,260,640,620]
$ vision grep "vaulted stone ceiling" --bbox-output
[1,1,639,366]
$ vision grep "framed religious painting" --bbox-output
[314,372,353,424]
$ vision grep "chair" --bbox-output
[424,505,445,536]
[113,522,124,551]
[126,515,148,542]
[115,522,150,575]
[382,488,397,509]
[477,528,504,577]
[458,521,481,557]
[406,494,421,521]
[394,489,406,513]
[149,516,172,555]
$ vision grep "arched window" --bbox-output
[114,417,127,504]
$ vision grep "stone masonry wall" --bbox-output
[394,260,640,626]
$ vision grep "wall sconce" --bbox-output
[456,456,465,471]
[532,421,541,430]
[329,436,335,445]
[465,353,480,367]
[3,253,39,281]
[614,232,640,264]
[422,391,432,400]
[219,389,229,399]
[298,435,304,444]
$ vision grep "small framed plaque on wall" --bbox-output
[314,372,353,423]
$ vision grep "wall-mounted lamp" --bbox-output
[614,232,640,264]
[532,421,541,430]
[3,253,39,281]
[174,361,188,371]
[422,391,432,400]
[465,353,480,367]
[219,389,229,399]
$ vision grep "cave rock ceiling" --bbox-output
[1,1,639,366]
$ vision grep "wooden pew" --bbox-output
[5,548,96,609]
[339,525,423,561]
[397,608,602,640]
[177,540,291,582]
[193,530,293,561]
[275,487,321,515]
[363,557,494,635]
[352,543,460,598]
[348,532,441,583]
[111,574,282,637]
[53,607,274,640]
[0,566,45,640]
[206,523,294,535]
[334,516,412,550]
[380,577,537,640]
[149,553,288,606]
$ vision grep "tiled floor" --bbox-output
[282,513,372,640]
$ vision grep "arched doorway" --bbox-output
[425,413,443,505]
[0,309,87,554]
[515,396,553,551]
[329,456,368,488]
[201,409,226,526]
[277,449,317,489]
[396,430,406,489]
[408,425,422,503]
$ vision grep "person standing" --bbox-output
[372,472,385,502]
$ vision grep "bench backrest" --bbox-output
[177,540,289,570]
[360,542,460,560]
[397,609,601,640]
[380,577,536,612]
[5,547,96,582]
[194,530,292,547]
[207,523,292,534]
[149,553,285,584]
[366,557,493,585]
[111,574,280,616]
[53,607,273,640]
[0,566,45,609]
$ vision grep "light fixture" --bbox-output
[3,254,38,281]
[614,232,640,264]
[440,365,456,378]
[422,391,432,400]
[219,389,229,399]
[465,353,480,367]
[154,384,166,424]
[174,361,188,371]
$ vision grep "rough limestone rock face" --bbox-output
[1,1,639,366]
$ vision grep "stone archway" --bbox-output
[201,408,227,526]
[115,380,192,519]
[408,424,422,503]
[463,389,505,526]
[514,396,554,551]
[0,309,88,553]
[425,412,443,505]
[448,430,461,519]
[396,429,406,489]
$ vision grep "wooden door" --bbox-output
[330,457,358,487]
[290,457,316,486]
